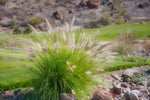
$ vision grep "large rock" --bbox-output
[138,3,149,8]
[123,67,144,82]
[87,0,100,9]
[53,11,63,20]
[79,0,87,7]
[61,93,78,100]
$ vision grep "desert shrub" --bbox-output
[13,28,21,34]
[29,17,42,26]
[112,44,131,55]
[84,15,111,28]
[23,27,32,34]
[0,0,8,5]
[99,15,111,26]
[9,20,16,29]
[117,30,137,44]
[112,30,137,55]
[84,20,101,28]
[115,19,124,24]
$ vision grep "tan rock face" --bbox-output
[53,11,63,20]
[87,0,100,9]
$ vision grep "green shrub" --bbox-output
[132,73,147,83]
[13,28,22,34]
[116,56,148,64]
[84,15,111,28]
[23,27,32,34]
[115,19,124,24]
[27,48,97,100]
[9,21,16,29]
[29,17,42,26]
[99,15,111,26]
[112,44,130,55]
[0,0,8,5]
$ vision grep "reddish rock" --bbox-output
[91,87,114,100]
[87,0,100,9]
[138,3,149,8]
[53,11,63,20]
[79,0,87,7]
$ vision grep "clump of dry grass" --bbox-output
[27,17,113,60]
[112,30,137,55]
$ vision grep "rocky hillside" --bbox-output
[0,0,150,34]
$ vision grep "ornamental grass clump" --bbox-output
[27,48,97,100]
[25,17,111,100]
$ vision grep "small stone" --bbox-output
[124,92,139,100]
[112,84,122,95]
[85,71,92,75]
[131,90,140,96]
[111,74,121,80]
[121,82,128,88]
[122,87,131,93]
[61,93,78,100]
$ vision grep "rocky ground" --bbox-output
[1,66,150,100]
[0,0,150,34]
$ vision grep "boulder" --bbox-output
[61,93,77,100]
[138,3,149,8]
[79,0,87,7]
[123,67,144,82]
[53,11,63,20]
[87,0,100,9]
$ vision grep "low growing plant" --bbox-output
[23,27,32,34]
[13,28,22,34]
